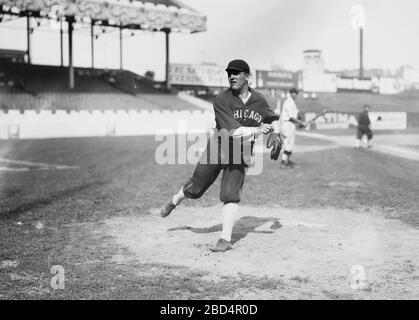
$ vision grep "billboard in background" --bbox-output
[303,111,407,130]
[256,70,298,90]
[169,64,229,87]
[336,76,378,93]
[369,112,407,130]
[302,72,337,92]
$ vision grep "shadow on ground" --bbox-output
[167,216,281,244]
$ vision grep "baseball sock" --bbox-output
[221,203,238,242]
[355,139,361,148]
[281,153,288,162]
[172,188,185,206]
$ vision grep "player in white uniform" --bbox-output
[277,88,305,167]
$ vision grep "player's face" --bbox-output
[227,70,248,91]
[291,92,298,100]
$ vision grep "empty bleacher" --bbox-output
[0,61,199,111]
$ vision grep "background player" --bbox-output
[276,88,306,167]
[355,104,373,148]
[160,59,283,252]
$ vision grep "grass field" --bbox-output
[1,131,419,299]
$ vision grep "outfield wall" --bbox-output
[0,109,216,140]
[0,109,417,140]
[303,111,408,130]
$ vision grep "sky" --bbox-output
[0,0,418,80]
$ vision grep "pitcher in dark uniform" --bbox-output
[160,59,282,252]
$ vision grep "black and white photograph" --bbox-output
[0,0,418,303]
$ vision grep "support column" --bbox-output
[60,19,64,66]
[91,20,95,69]
[164,28,170,90]
[119,27,123,70]
[26,15,31,64]
[68,17,74,90]
[359,28,364,78]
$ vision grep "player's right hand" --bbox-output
[260,123,273,135]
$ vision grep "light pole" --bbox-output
[350,5,365,78]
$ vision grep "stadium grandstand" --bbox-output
[0,0,207,112]
[0,60,201,111]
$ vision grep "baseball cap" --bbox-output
[289,88,299,94]
[225,59,250,73]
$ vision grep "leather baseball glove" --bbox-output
[267,132,285,161]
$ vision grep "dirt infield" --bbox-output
[104,205,419,299]
[1,134,418,299]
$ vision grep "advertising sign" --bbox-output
[304,111,407,130]
[169,64,229,87]
[336,76,376,92]
[256,70,298,90]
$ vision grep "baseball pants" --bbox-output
[182,137,248,204]
[281,121,296,152]
[357,125,373,140]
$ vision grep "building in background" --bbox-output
[400,66,419,90]
[302,49,337,93]
[303,49,325,74]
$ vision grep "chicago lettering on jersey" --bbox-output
[233,108,262,123]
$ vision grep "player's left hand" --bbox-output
[260,123,273,135]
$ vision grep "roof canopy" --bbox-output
[0,0,207,33]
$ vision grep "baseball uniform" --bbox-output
[280,95,299,153]
[182,87,279,204]
[357,110,373,140]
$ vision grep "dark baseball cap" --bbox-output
[225,59,250,73]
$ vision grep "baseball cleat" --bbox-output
[160,202,176,218]
[280,160,295,168]
[210,238,232,252]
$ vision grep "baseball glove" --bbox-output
[266,132,284,161]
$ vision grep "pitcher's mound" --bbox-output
[104,205,419,297]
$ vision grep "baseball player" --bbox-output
[355,104,373,148]
[276,88,305,167]
[160,59,284,252]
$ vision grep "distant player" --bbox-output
[355,104,373,149]
[276,88,305,167]
[160,59,284,252]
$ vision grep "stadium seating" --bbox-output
[0,61,198,111]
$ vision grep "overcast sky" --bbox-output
[0,0,418,80]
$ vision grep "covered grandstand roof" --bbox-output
[0,0,206,33]
[134,0,198,12]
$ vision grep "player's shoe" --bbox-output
[210,238,232,252]
[160,202,176,218]
[281,160,295,168]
